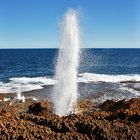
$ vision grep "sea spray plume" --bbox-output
[10,88,25,105]
[52,9,80,116]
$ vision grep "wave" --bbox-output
[0,77,55,93]
[9,77,55,85]
[0,73,140,93]
[78,73,140,83]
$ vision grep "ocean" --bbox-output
[0,48,140,102]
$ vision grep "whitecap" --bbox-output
[78,73,140,83]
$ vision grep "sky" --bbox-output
[0,0,139,48]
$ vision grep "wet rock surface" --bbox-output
[0,98,139,140]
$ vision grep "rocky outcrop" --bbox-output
[0,98,139,139]
[0,94,4,101]
[28,102,53,115]
[99,98,140,122]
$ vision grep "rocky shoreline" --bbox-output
[0,97,139,140]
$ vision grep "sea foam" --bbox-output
[0,73,140,94]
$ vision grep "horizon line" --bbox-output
[0,47,140,49]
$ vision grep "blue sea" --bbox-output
[0,48,140,102]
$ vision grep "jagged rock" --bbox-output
[0,98,139,139]
[28,102,53,115]
[0,94,4,101]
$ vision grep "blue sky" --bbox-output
[0,0,139,48]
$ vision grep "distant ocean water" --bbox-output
[0,48,140,102]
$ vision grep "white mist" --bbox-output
[9,88,25,105]
[52,9,80,116]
